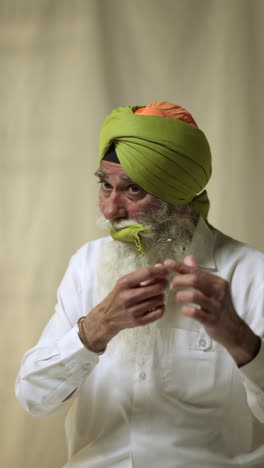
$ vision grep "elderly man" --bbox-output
[16,102,264,468]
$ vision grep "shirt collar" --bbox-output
[189,217,217,271]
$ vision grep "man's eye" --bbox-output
[99,181,111,190]
[128,184,141,193]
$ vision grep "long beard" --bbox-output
[96,203,199,363]
[97,202,199,264]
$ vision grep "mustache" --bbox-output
[96,203,199,244]
[96,215,139,230]
[96,216,157,242]
[96,201,173,230]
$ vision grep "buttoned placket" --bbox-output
[196,328,212,352]
[130,346,154,466]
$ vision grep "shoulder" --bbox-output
[212,228,264,322]
[70,236,112,269]
[213,228,264,277]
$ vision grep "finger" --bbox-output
[175,288,213,311]
[119,264,170,289]
[164,259,198,274]
[140,264,165,286]
[170,273,201,290]
[170,271,218,297]
[136,305,165,326]
[184,255,198,268]
[180,305,208,323]
[129,294,165,317]
[140,276,168,287]
[140,279,156,286]
[127,278,169,305]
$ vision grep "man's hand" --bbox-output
[164,256,261,367]
[81,264,170,353]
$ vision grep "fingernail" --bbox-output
[140,280,148,286]
[164,259,175,267]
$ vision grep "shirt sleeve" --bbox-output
[237,282,264,423]
[15,248,100,417]
[238,339,264,423]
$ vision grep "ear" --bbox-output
[184,255,198,268]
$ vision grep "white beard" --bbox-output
[95,203,199,364]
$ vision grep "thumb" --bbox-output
[184,255,198,268]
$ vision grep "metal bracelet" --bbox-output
[76,316,106,355]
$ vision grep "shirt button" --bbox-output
[199,338,207,350]
[139,371,146,380]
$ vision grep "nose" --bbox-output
[102,191,128,221]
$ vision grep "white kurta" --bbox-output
[16,218,264,467]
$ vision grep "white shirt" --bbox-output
[16,218,264,467]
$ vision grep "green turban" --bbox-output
[99,105,212,218]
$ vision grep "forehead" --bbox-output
[98,160,131,180]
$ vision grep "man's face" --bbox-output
[96,160,163,223]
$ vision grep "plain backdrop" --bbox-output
[2,1,264,466]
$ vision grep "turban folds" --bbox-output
[99,102,212,218]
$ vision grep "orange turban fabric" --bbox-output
[134,101,198,127]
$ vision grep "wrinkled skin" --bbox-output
[165,255,260,367]
[83,161,260,367]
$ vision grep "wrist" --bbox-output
[78,304,118,354]
[77,316,108,355]
[225,320,261,367]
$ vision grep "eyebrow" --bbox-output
[94,169,108,179]
[94,170,136,184]
[121,174,135,183]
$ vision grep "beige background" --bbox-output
[2,0,264,467]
